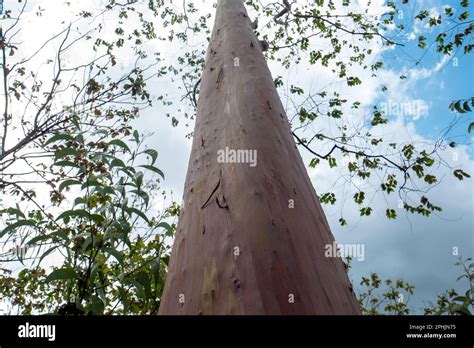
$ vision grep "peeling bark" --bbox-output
[159,0,361,315]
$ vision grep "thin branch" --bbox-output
[292,12,404,46]
[292,131,405,171]
[273,0,291,25]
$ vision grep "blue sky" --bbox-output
[378,0,474,151]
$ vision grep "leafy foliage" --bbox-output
[0,0,180,315]
[423,257,474,315]
[0,109,178,314]
[449,97,474,134]
[352,257,474,315]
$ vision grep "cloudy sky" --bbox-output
[1,0,473,314]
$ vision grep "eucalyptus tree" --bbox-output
[159,0,360,314]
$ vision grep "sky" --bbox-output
[0,0,473,314]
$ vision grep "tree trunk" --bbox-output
[159,0,360,315]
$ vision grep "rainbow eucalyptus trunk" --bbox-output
[159,0,360,315]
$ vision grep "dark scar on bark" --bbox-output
[216,196,229,210]
[216,66,224,89]
[201,171,222,209]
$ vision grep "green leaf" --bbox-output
[81,179,101,191]
[158,221,174,236]
[37,246,59,265]
[463,101,472,112]
[453,100,466,113]
[452,296,469,303]
[55,147,79,159]
[347,76,362,86]
[386,209,397,219]
[0,220,36,238]
[44,134,74,146]
[354,191,365,205]
[133,130,140,143]
[320,192,336,205]
[348,162,358,172]
[158,221,172,232]
[451,304,471,315]
[125,207,150,224]
[139,165,164,179]
[162,254,170,266]
[110,158,126,169]
[132,279,145,300]
[108,139,131,153]
[73,197,87,207]
[453,169,471,180]
[56,209,90,221]
[90,295,105,315]
[102,186,116,196]
[468,122,474,133]
[27,231,67,245]
[71,117,80,130]
[130,189,149,207]
[119,287,130,313]
[103,248,124,264]
[424,174,437,184]
[309,158,320,168]
[81,236,93,252]
[143,149,158,165]
[90,214,106,224]
[59,179,82,192]
[134,171,144,188]
[117,167,136,180]
[75,134,85,145]
[45,267,78,283]
[0,206,25,219]
[136,272,152,301]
